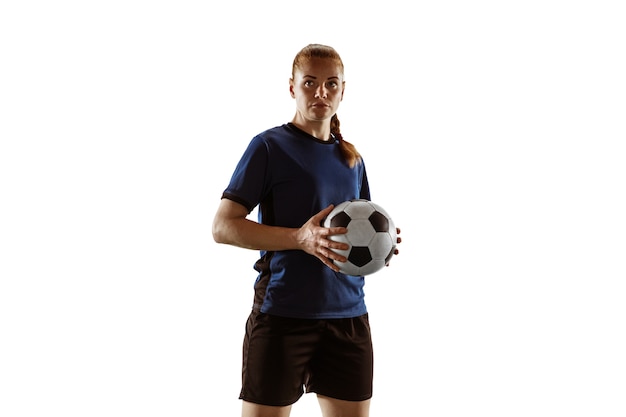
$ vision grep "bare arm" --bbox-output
[212,199,349,272]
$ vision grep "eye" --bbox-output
[327,81,338,88]
[304,80,315,87]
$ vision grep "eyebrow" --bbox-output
[303,75,340,80]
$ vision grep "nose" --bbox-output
[314,85,327,99]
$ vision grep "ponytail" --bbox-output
[331,114,361,168]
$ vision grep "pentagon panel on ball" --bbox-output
[323,199,397,276]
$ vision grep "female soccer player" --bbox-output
[212,44,401,417]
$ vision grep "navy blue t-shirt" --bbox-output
[221,123,371,319]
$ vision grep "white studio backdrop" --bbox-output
[1,1,625,416]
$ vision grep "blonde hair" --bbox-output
[292,44,362,168]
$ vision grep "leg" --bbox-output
[240,313,319,415]
[242,400,292,417]
[307,315,374,415]
[317,395,370,417]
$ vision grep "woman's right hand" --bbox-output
[296,205,350,272]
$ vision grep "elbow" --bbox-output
[212,220,227,244]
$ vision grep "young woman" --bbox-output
[212,44,401,417]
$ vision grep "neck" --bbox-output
[291,115,331,141]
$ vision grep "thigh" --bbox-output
[240,311,323,406]
[241,400,292,417]
[306,314,374,401]
[317,395,370,417]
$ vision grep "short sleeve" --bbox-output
[221,136,270,213]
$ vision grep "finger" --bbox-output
[314,205,335,225]
[321,237,348,256]
[320,255,341,272]
[326,257,341,272]
[330,240,349,251]
[318,204,335,218]
[326,226,348,236]
[328,251,347,263]
[320,244,347,263]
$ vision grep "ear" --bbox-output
[289,78,295,98]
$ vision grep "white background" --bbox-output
[1,1,625,416]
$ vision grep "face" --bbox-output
[290,58,345,123]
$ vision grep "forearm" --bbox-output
[213,216,301,252]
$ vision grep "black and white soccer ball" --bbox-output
[323,199,397,276]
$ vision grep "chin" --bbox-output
[310,110,332,119]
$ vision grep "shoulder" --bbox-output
[247,124,308,153]
[255,124,296,142]
[243,125,285,148]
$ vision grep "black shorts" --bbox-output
[239,310,374,406]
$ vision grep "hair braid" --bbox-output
[331,114,361,168]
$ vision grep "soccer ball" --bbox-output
[323,199,397,276]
